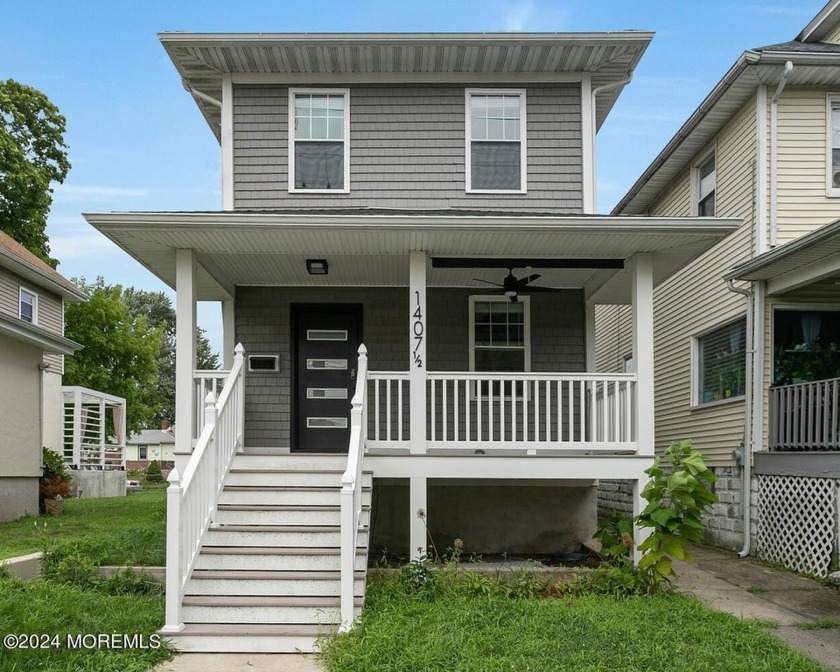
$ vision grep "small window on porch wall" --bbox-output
[695,152,716,216]
[470,296,530,394]
[466,90,526,192]
[773,309,840,384]
[696,318,746,405]
[289,89,349,193]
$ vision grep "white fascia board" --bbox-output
[0,249,87,302]
[0,314,82,355]
[766,250,840,295]
[230,72,583,85]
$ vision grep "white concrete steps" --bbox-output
[167,452,372,654]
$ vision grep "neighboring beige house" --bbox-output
[0,232,85,521]
[125,424,175,471]
[598,0,840,576]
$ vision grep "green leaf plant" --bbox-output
[635,440,718,590]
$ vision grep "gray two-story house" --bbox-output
[0,231,84,521]
[85,32,737,652]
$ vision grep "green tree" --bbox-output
[63,279,163,435]
[0,79,70,267]
[122,288,219,424]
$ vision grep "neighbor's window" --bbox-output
[289,89,349,192]
[138,446,148,461]
[19,287,37,324]
[773,309,840,384]
[697,318,746,404]
[466,90,526,192]
[828,98,840,195]
[696,152,716,216]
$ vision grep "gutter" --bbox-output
[769,61,793,248]
[724,279,754,558]
[182,81,222,108]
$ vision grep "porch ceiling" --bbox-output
[83,211,740,304]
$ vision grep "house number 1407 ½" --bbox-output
[412,291,424,369]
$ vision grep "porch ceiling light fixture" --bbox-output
[306,259,329,275]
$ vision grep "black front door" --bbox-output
[293,305,362,452]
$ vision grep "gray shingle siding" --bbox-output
[236,286,584,447]
[233,83,582,212]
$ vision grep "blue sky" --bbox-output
[0,0,823,356]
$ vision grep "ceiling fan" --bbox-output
[473,268,560,302]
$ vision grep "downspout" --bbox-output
[589,74,633,213]
[182,81,222,108]
[724,280,754,557]
[769,61,793,248]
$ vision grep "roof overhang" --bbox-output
[798,0,840,42]
[0,248,87,302]
[726,218,840,296]
[614,47,840,215]
[84,211,739,304]
[159,31,653,141]
[0,314,82,355]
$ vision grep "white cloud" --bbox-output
[53,184,149,202]
[50,230,121,263]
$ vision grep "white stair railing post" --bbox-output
[234,343,246,449]
[162,467,184,633]
[203,392,218,523]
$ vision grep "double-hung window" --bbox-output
[289,89,349,193]
[828,97,840,196]
[470,295,530,368]
[695,152,716,216]
[19,287,37,324]
[466,90,527,192]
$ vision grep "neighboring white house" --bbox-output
[85,31,737,652]
[598,0,840,577]
[126,424,175,471]
[0,231,85,521]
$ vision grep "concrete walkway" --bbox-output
[672,544,840,671]
[154,652,324,671]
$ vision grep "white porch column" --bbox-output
[175,249,197,475]
[409,251,427,455]
[222,299,235,370]
[631,254,654,456]
[410,476,428,559]
[585,298,596,372]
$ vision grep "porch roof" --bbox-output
[83,210,739,304]
[725,218,840,297]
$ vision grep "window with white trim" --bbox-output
[466,90,526,192]
[828,97,840,195]
[289,89,349,192]
[19,287,37,324]
[138,446,148,461]
[695,318,746,405]
[470,296,530,372]
[695,152,716,216]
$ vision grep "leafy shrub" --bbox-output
[594,513,635,565]
[100,568,163,596]
[39,448,72,507]
[145,460,164,483]
[558,565,649,596]
[399,555,436,595]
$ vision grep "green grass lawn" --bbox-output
[0,487,166,565]
[321,575,827,672]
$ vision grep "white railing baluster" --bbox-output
[769,376,840,451]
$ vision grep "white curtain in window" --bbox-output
[801,312,822,348]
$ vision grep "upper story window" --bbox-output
[19,287,37,324]
[828,97,840,196]
[289,89,350,193]
[695,317,746,405]
[695,152,716,216]
[466,90,527,193]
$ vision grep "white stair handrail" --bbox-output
[162,343,246,634]
[339,344,369,632]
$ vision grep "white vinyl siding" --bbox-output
[594,304,632,373]
[465,89,527,193]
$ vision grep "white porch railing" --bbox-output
[340,345,369,631]
[193,370,230,440]
[62,386,127,470]
[162,343,246,633]
[365,372,637,452]
[770,377,840,451]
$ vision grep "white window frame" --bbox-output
[465,89,527,194]
[19,287,38,324]
[691,316,746,408]
[468,295,531,373]
[826,95,840,197]
[692,148,716,216]
[288,88,350,194]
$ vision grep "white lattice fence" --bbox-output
[756,475,838,577]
